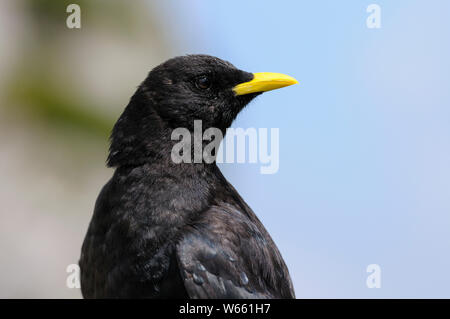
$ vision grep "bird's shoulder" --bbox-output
[176,200,295,299]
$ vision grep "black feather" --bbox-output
[79,55,295,299]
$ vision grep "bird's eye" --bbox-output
[195,75,211,90]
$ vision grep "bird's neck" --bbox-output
[111,160,221,235]
[107,88,225,168]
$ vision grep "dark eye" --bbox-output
[195,75,211,90]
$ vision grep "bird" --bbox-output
[79,54,298,299]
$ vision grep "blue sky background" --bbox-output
[154,0,450,297]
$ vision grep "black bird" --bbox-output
[80,55,298,298]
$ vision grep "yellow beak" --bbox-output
[233,72,298,96]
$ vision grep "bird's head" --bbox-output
[108,54,297,167]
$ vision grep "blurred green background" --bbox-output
[0,0,173,298]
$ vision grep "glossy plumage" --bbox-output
[79,55,295,298]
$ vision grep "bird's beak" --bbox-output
[233,72,298,96]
